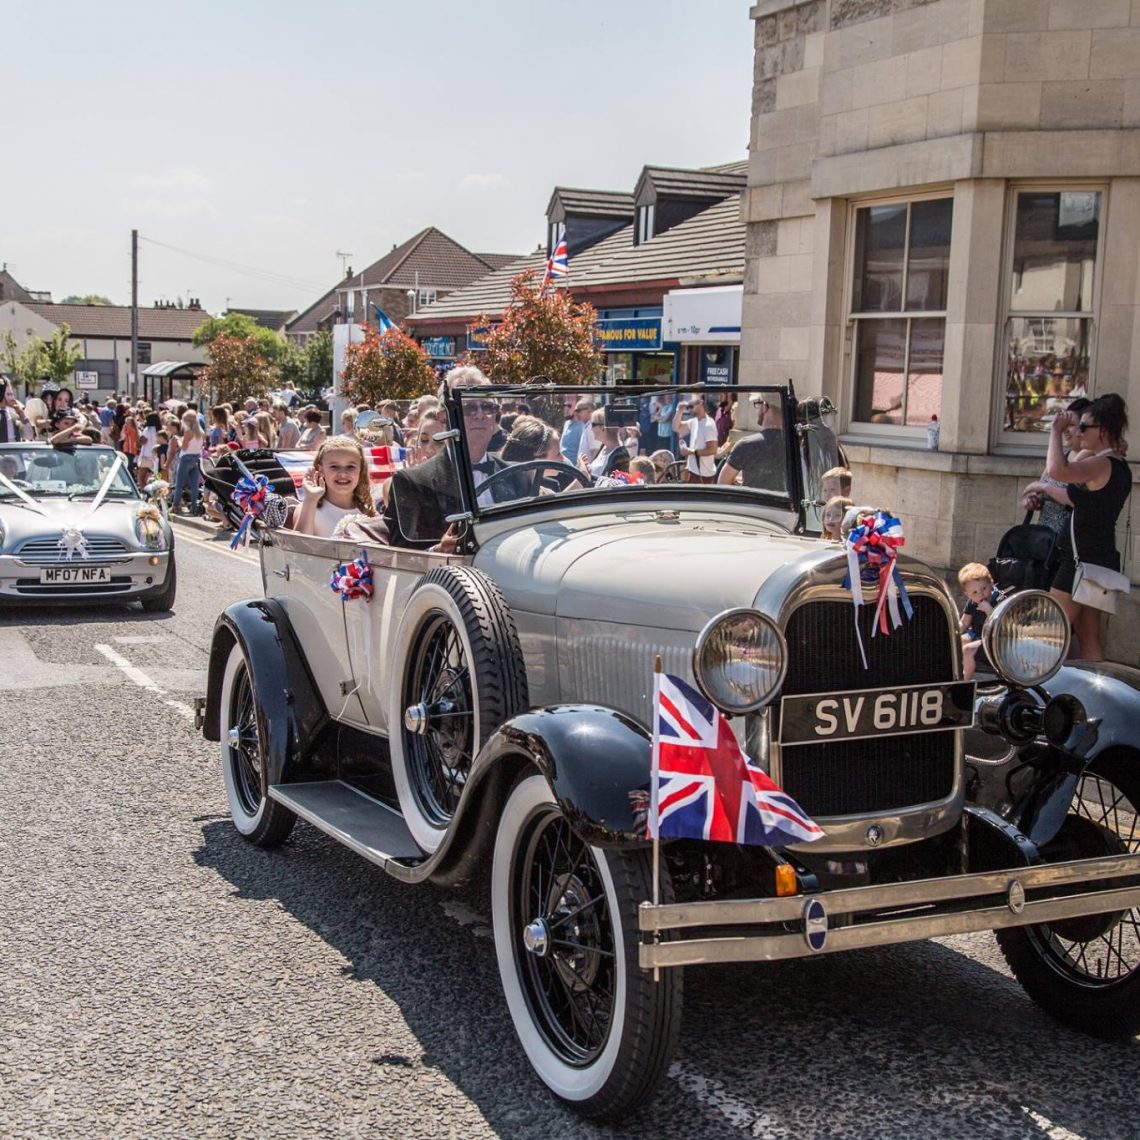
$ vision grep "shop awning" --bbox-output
[663,285,742,344]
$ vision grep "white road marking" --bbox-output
[172,526,259,563]
[440,900,492,940]
[0,630,112,690]
[1021,1108,1084,1140]
[94,642,196,720]
[668,1061,778,1135]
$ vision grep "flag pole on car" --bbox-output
[650,653,663,981]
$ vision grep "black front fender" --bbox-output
[202,599,329,785]
[479,705,653,847]
[1046,662,1140,758]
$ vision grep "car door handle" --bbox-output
[273,565,291,580]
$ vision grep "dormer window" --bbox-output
[548,221,565,257]
[636,204,655,245]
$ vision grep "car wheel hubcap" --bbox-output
[523,918,551,957]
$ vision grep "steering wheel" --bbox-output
[478,459,594,500]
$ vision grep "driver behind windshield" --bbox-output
[717,392,786,492]
[383,366,527,549]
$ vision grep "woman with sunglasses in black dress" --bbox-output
[1026,394,1131,661]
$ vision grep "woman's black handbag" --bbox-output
[987,510,1059,591]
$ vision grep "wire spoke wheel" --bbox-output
[405,612,474,826]
[515,805,616,1065]
[492,774,681,1119]
[229,662,263,817]
[997,754,1140,1039]
[1030,771,1140,986]
[391,566,528,854]
[219,641,295,847]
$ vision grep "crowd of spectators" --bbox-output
[5,369,1128,665]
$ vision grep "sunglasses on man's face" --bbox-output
[462,400,499,418]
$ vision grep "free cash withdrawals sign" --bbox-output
[594,317,663,352]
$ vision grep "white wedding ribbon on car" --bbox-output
[56,453,126,560]
[0,469,46,514]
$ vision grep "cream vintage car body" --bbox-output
[199,384,1140,1120]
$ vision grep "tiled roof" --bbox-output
[570,194,744,288]
[285,287,340,336]
[25,302,211,340]
[476,252,525,271]
[403,252,548,325]
[635,165,747,202]
[703,159,749,175]
[286,227,513,336]
[228,307,295,330]
[357,227,501,289]
[546,187,635,220]
[0,270,34,304]
[405,193,744,327]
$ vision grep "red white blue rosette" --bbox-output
[843,509,913,668]
[230,474,271,549]
[330,552,374,602]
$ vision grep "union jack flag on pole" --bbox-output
[542,236,569,292]
[648,672,824,847]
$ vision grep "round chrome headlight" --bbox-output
[693,608,787,714]
[981,590,1070,687]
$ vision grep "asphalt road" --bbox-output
[1,525,1137,1139]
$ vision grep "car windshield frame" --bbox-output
[437,382,815,533]
[0,444,140,501]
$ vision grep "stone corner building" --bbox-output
[740,0,1140,660]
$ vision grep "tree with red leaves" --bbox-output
[473,269,603,387]
[199,333,278,406]
[340,326,437,406]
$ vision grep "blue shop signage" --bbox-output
[594,317,663,352]
[466,326,493,352]
[423,336,456,359]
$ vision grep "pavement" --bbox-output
[1,532,1137,1138]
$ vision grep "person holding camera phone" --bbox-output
[672,394,717,483]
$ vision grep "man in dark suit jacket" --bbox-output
[384,367,528,549]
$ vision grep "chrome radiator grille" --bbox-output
[777,595,957,818]
[15,535,131,564]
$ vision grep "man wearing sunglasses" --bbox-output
[383,365,527,548]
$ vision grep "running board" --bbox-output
[268,780,425,867]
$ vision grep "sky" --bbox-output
[2,1,755,317]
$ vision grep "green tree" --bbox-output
[2,332,46,392]
[192,312,286,362]
[199,334,278,407]
[340,327,436,406]
[474,269,603,387]
[41,325,83,386]
[60,294,114,305]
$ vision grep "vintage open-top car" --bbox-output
[199,383,1140,1119]
[0,442,176,609]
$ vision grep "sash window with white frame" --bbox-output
[998,188,1102,445]
[847,196,953,438]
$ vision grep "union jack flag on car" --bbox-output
[648,672,823,847]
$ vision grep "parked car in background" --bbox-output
[199,384,1140,1119]
[0,443,176,610]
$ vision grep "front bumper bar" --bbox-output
[638,852,1140,968]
